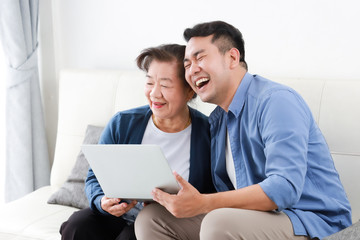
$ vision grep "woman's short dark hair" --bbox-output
[183,21,248,70]
[136,44,195,99]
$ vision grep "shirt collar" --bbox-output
[228,72,252,117]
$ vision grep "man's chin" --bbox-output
[198,94,211,104]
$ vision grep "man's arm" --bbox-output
[151,171,277,218]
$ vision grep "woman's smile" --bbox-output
[152,102,166,109]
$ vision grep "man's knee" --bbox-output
[135,203,165,238]
[135,203,203,240]
[200,208,260,239]
[200,208,234,239]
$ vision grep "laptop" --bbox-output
[81,144,180,201]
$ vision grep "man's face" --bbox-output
[184,35,231,105]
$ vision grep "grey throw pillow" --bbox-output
[47,125,104,209]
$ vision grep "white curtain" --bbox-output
[0,0,50,201]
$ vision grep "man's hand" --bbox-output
[101,196,137,217]
[151,171,207,218]
[151,172,278,219]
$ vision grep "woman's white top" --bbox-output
[141,117,191,181]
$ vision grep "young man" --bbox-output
[135,21,352,240]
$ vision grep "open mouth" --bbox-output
[195,78,209,89]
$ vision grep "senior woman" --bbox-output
[59,44,215,240]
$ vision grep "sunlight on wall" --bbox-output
[0,42,6,205]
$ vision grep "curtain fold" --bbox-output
[0,0,50,201]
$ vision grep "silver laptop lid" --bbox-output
[81,144,180,201]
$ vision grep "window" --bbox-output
[0,41,6,204]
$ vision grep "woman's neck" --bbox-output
[152,109,191,133]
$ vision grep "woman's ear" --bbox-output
[229,48,241,69]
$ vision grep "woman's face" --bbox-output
[145,60,193,121]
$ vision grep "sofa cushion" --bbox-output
[0,186,78,239]
[47,125,104,209]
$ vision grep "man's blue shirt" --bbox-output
[209,73,352,239]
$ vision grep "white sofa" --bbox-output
[0,69,359,239]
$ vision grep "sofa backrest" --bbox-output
[52,69,360,223]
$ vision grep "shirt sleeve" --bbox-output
[84,168,108,215]
[257,89,312,210]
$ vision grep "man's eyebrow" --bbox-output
[184,49,205,63]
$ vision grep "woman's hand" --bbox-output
[101,196,137,217]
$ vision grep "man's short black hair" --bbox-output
[184,21,248,70]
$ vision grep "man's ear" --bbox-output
[229,48,241,69]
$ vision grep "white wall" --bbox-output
[39,0,360,163]
[39,0,57,166]
[0,41,6,205]
[50,0,360,79]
